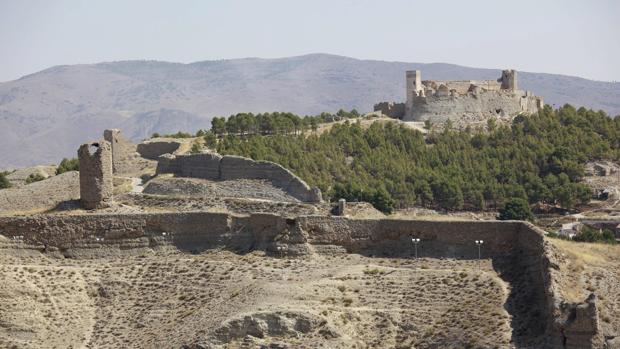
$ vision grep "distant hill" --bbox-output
[1,53,619,169]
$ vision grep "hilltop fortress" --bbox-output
[374,69,544,123]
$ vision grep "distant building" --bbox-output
[558,222,582,239]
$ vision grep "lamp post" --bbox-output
[277,246,283,258]
[475,240,484,259]
[411,238,420,259]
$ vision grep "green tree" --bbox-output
[211,117,227,136]
[203,131,217,148]
[497,198,534,221]
[57,158,79,174]
[370,187,395,214]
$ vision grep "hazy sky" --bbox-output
[1,0,619,82]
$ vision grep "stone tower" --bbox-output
[78,140,113,209]
[103,129,121,173]
[405,70,422,116]
[499,69,517,90]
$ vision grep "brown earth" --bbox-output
[0,245,513,349]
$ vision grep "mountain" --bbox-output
[1,53,619,169]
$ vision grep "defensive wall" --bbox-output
[156,153,323,203]
[0,212,605,347]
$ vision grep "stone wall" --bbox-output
[137,139,190,160]
[103,129,137,174]
[156,153,322,203]
[373,102,405,118]
[404,90,542,122]
[78,141,113,209]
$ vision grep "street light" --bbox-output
[411,238,420,259]
[475,240,484,259]
[277,246,283,258]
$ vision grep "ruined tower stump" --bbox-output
[78,141,113,209]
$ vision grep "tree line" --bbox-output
[213,105,620,213]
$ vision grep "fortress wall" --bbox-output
[373,102,405,118]
[0,213,531,258]
[155,154,322,203]
[297,216,521,258]
[405,91,541,122]
[137,140,184,160]
[103,129,137,174]
[422,80,502,95]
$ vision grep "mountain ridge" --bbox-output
[1,53,619,169]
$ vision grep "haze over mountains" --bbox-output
[1,53,619,169]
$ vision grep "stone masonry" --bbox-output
[103,129,135,174]
[374,69,544,123]
[78,141,113,209]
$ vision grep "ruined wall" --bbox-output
[103,129,137,174]
[404,90,542,122]
[421,80,502,95]
[373,102,405,118]
[78,141,113,209]
[137,139,187,160]
[156,153,322,203]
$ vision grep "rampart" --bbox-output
[0,213,604,347]
[156,153,323,203]
[136,138,195,160]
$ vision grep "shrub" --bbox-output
[25,173,46,184]
[0,172,11,189]
[190,142,202,154]
[573,226,616,244]
[56,158,79,174]
[497,198,534,221]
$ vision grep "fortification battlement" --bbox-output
[374,69,543,123]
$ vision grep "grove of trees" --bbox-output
[212,105,620,213]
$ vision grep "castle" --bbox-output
[374,69,544,123]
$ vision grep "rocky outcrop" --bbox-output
[156,153,322,203]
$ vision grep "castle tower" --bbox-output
[406,70,422,102]
[499,69,517,90]
[406,70,422,117]
[78,140,113,209]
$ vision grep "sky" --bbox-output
[0,0,619,82]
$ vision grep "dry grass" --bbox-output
[0,248,513,348]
